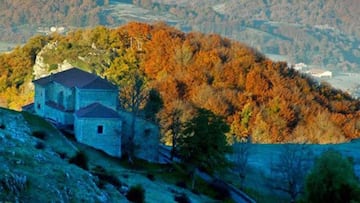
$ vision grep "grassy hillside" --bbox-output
[0,108,121,202]
[1,105,358,202]
[0,23,359,144]
[0,107,219,202]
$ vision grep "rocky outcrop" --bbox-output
[33,42,73,80]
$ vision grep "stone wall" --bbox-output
[34,82,74,125]
[118,111,159,162]
[74,117,122,157]
[34,84,46,117]
[46,82,75,111]
[75,88,118,111]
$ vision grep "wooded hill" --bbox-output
[0,22,359,144]
[1,0,359,71]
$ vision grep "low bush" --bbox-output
[92,165,122,189]
[56,151,67,159]
[146,173,155,181]
[176,181,187,189]
[35,141,45,150]
[174,193,191,203]
[0,173,27,196]
[69,151,88,170]
[126,184,145,203]
[209,180,231,200]
[191,189,200,195]
[31,131,47,140]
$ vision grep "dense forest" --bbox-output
[0,22,359,144]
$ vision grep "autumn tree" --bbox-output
[121,72,149,162]
[143,88,163,122]
[167,108,183,161]
[105,47,149,162]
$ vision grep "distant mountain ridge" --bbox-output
[135,0,360,71]
[143,0,360,37]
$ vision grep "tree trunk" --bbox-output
[170,136,176,161]
[191,168,198,190]
[128,111,136,163]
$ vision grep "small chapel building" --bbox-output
[31,67,159,161]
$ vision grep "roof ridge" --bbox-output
[80,74,100,87]
[75,102,120,118]
[33,67,116,90]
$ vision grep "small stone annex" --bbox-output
[25,67,159,162]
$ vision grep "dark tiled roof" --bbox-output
[45,101,72,112]
[33,68,117,90]
[75,103,120,118]
[22,103,34,111]
[81,77,117,89]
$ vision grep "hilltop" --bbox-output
[0,22,359,144]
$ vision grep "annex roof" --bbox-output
[75,103,120,119]
[33,68,117,90]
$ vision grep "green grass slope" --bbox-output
[0,108,217,202]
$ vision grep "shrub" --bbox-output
[92,165,122,189]
[176,181,187,189]
[174,193,191,203]
[191,189,200,195]
[209,179,231,200]
[48,64,58,71]
[35,141,45,149]
[303,150,360,203]
[146,173,155,181]
[56,151,67,159]
[126,184,145,203]
[92,165,106,174]
[69,151,88,170]
[31,131,47,140]
[0,173,27,196]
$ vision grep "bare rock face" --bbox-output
[33,42,72,80]
[33,42,53,79]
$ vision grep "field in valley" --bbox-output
[228,140,360,202]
